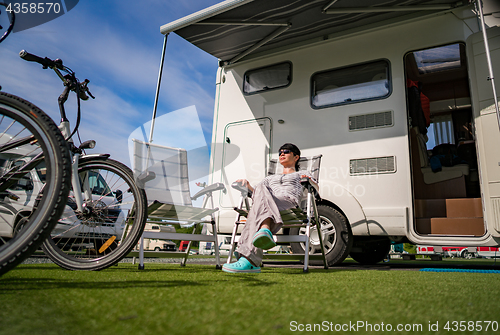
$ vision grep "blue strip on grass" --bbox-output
[420,268,500,273]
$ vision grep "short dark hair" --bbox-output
[279,143,301,171]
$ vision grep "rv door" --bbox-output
[220,118,272,208]
[467,26,500,237]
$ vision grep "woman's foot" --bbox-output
[222,257,261,273]
[252,228,276,250]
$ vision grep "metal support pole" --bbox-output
[476,0,500,130]
[149,34,169,143]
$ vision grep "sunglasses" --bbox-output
[279,149,292,155]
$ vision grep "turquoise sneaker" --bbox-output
[252,228,276,250]
[222,257,261,273]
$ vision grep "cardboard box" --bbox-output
[416,218,485,236]
[446,198,483,218]
[429,218,484,236]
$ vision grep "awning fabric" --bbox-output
[160,0,469,65]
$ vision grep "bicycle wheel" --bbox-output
[0,92,71,275]
[42,157,147,270]
[0,2,15,44]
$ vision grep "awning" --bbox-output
[161,0,469,65]
[149,0,500,141]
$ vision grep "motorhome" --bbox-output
[418,245,500,258]
[156,0,500,265]
[135,223,177,251]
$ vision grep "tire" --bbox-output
[0,3,15,44]
[154,247,160,251]
[42,158,147,270]
[0,92,71,276]
[349,237,391,264]
[290,205,352,266]
[461,249,474,259]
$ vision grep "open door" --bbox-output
[467,26,500,237]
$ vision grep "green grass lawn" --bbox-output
[1,262,500,335]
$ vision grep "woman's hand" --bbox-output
[235,179,254,193]
[301,175,318,188]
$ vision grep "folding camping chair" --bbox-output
[129,139,225,269]
[227,154,328,272]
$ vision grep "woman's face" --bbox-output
[279,148,299,169]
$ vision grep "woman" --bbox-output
[222,143,316,273]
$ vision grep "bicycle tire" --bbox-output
[0,2,15,44]
[0,92,71,275]
[42,157,147,270]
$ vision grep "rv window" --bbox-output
[311,60,391,108]
[243,62,292,95]
[413,44,462,74]
[426,114,455,150]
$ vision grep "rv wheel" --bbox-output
[290,205,352,266]
[349,237,391,264]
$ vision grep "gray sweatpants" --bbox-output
[236,183,296,266]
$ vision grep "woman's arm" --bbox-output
[235,179,254,193]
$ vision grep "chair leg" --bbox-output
[303,192,314,273]
[227,222,240,264]
[139,235,145,270]
[212,221,222,269]
[312,199,329,270]
[303,224,310,272]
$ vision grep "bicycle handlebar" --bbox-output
[19,49,95,142]
[19,50,64,70]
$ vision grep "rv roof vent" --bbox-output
[350,156,396,175]
[349,111,392,131]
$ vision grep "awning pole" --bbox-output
[476,0,500,130]
[149,33,169,143]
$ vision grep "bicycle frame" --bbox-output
[53,67,97,215]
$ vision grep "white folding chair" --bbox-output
[129,139,225,269]
[228,155,328,272]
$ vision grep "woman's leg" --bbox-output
[259,217,273,230]
[235,184,283,266]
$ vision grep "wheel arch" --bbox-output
[318,181,369,236]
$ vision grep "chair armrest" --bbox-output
[135,171,156,188]
[231,182,252,198]
[301,177,320,199]
[191,182,226,200]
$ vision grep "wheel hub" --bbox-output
[77,200,108,227]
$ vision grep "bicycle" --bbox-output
[0,3,72,275]
[18,50,148,270]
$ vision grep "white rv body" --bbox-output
[159,0,500,264]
